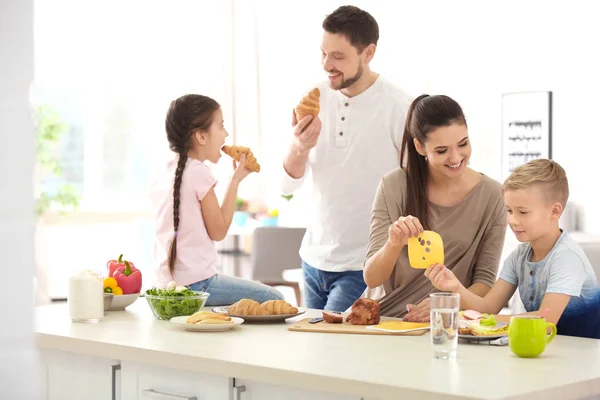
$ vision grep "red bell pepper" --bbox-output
[107,254,137,277]
[113,261,143,295]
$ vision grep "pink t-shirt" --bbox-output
[149,157,218,287]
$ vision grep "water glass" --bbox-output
[430,293,460,359]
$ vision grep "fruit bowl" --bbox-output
[104,293,113,312]
[145,289,210,320]
[107,293,140,311]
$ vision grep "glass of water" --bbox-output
[430,292,460,359]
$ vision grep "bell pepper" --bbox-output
[103,277,123,295]
[107,254,137,277]
[113,261,142,295]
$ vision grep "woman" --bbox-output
[363,94,507,321]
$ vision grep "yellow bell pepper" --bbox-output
[103,277,123,296]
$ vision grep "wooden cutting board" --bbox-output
[288,318,428,336]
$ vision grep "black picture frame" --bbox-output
[501,91,553,181]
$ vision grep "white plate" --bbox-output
[212,306,306,322]
[458,321,508,342]
[170,316,244,332]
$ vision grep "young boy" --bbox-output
[425,159,600,339]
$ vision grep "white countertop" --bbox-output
[35,301,600,400]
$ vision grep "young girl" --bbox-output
[150,94,284,305]
[362,94,507,321]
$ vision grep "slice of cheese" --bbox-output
[371,321,430,331]
[408,230,444,269]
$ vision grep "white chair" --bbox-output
[248,227,306,306]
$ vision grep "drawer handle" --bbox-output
[230,378,246,400]
[110,364,121,400]
[142,389,198,400]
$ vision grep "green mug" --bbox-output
[509,315,557,358]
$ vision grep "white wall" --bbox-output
[0,0,38,398]
[374,1,600,233]
[255,0,600,233]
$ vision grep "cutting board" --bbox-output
[288,318,428,336]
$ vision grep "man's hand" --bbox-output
[291,109,321,153]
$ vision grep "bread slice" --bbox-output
[470,323,509,336]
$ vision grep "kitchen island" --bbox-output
[35,301,600,400]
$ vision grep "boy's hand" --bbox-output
[424,264,460,292]
[387,215,424,248]
[232,154,252,183]
[291,109,321,153]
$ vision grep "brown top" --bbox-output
[363,168,507,318]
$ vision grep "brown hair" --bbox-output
[165,94,220,276]
[400,95,467,229]
[503,159,569,206]
[322,5,379,52]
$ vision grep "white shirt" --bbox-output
[281,76,412,272]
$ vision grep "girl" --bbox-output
[362,94,507,321]
[150,94,284,305]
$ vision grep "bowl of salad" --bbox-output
[145,285,210,320]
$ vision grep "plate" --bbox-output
[458,333,507,342]
[212,306,306,322]
[458,321,509,342]
[170,316,244,332]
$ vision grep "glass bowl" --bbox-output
[145,291,210,320]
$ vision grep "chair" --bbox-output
[249,227,306,306]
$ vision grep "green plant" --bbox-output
[281,194,294,201]
[33,104,80,217]
[235,197,248,211]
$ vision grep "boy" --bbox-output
[425,159,600,339]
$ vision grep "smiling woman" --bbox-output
[362,94,508,321]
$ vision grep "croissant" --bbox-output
[295,88,320,120]
[221,145,261,173]
[261,300,298,315]
[228,299,268,316]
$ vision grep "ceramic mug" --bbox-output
[509,315,556,358]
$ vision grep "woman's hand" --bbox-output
[387,215,424,248]
[424,264,461,293]
[231,153,252,183]
[404,298,430,322]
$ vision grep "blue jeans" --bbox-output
[188,274,284,306]
[302,261,367,312]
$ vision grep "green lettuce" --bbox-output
[145,287,206,320]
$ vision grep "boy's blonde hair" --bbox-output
[503,159,569,206]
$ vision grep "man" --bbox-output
[281,5,412,311]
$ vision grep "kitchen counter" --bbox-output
[35,301,600,400]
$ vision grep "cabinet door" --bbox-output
[121,361,229,400]
[38,348,120,400]
[232,378,362,400]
